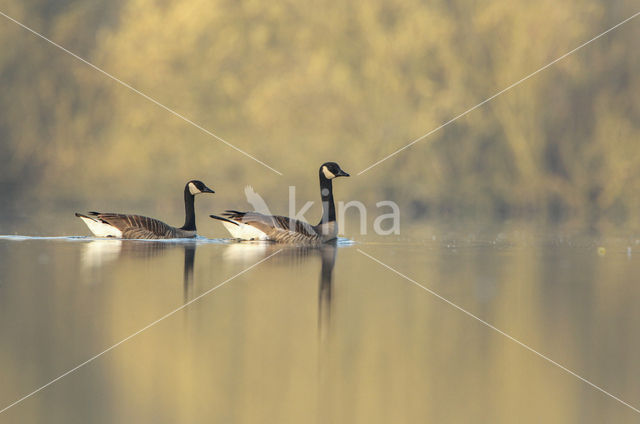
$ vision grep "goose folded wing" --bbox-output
[92,213,176,238]
[226,212,318,242]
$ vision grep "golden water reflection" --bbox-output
[0,234,639,423]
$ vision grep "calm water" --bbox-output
[1,228,640,423]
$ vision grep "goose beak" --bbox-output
[337,170,350,177]
[203,187,215,194]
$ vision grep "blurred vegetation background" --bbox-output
[0,0,639,235]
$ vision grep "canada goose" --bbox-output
[76,180,214,239]
[211,162,349,243]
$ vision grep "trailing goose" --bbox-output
[76,180,214,239]
[211,162,349,243]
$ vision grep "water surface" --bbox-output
[0,229,639,423]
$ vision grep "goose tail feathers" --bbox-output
[210,214,239,226]
[75,212,123,238]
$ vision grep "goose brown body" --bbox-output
[75,212,196,239]
[220,211,321,243]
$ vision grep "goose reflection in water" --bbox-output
[225,241,340,423]
[80,239,198,301]
[81,238,339,327]
[221,241,338,339]
[317,243,337,342]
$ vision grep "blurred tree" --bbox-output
[0,0,638,230]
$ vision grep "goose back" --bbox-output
[81,212,195,239]
[222,211,321,243]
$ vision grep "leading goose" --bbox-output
[76,180,214,239]
[211,162,349,243]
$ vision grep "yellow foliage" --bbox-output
[0,0,639,230]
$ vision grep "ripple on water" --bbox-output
[0,235,228,244]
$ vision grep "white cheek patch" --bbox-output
[188,182,200,195]
[322,166,336,179]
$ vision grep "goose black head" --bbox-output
[186,180,215,195]
[320,162,350,180]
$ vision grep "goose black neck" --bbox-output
[181,187,196,231]
[318,173,335,225]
